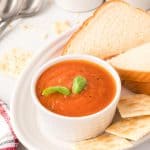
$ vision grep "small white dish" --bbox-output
[124,0,150,10]
[55,0,104,12]
[10,27,150,149]
[31,54,121,141]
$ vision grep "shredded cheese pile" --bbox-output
[0,48,33,77]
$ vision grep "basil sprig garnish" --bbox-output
[42,75,87,96]
[42,86,71,96]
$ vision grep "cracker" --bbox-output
[106,116,150,141]
[118,94,150,118]
[74,133,132,150]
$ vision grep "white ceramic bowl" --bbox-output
[31,55,121,141]
[55,0,104,12]
[123,0,150,10]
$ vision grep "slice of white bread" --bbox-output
[123,80,150,95]
[109,43,150,82]
[63,0,150,59]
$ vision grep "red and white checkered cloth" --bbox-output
[0,100,18,150]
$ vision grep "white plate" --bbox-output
[10,27,150,150]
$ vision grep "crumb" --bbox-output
[75,20,82,25]
[43,33,49,40]
[53,21,71,35]
[22,24,31,30]
[8,23,13,28]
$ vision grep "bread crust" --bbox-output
[113,67,150,82]
[123,80,150,95]
[62,0,150,57]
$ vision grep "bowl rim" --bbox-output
[55,0,104,12]
[31,54,121,120]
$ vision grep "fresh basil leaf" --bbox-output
[42,86,71,96]
[72,76,87,94]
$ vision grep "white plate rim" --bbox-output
[10,25,150,150]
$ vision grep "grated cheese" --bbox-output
[0,48,33,77]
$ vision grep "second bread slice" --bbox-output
[109,43,150,82]
[123,80,150,95]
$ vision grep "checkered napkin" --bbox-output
[0,100,18,150]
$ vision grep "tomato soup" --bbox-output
[36,60,116,117]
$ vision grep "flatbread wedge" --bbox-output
[106,116,150,141]
[118,94,150,118]
[74,133,132,150]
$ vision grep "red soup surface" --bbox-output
[36,60,116,117]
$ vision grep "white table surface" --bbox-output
[0,0,149,149]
